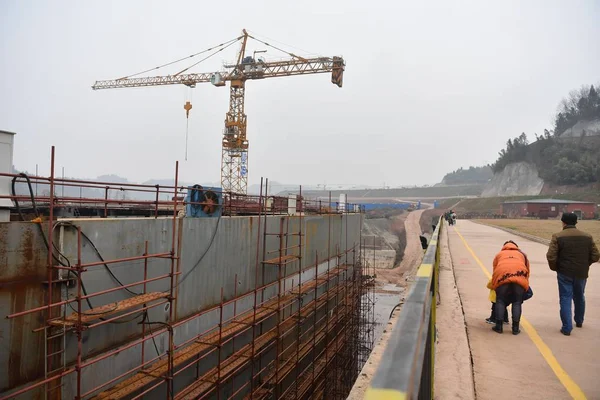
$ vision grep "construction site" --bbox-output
[0,144,375,400]
[0,29,376,400]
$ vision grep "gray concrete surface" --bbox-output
[447,220,599,400]
[433,225,475,400]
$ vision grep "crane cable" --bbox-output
[246,34,309,62]
[174,39,242,162]
[116,36,242,80]
[184,89,193,161]
[185,117,189,162]
[246,30,321,57]
[173,38,241,76]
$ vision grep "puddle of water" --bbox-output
[380,283,401,292]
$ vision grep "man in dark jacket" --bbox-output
[546,212,600,335]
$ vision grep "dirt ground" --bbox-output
[420,209,445,234]
[362,213,406,270]
[477,219,600,248]
[375,210,425,286]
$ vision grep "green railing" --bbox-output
[365,218,441,400]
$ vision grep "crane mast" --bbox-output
[223,79,248,194]
[92,30,345,194]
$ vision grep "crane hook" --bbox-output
[184,101,193,118]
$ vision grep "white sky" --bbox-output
[1,0,599,187]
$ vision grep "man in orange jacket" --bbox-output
[491,240,530,335]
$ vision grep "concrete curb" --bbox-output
[433,223,476,400]
[472,221,551,246]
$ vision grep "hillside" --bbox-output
[434,85,600,199]
[439,166,492,186]
[491,84,600,187]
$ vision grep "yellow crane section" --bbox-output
[92,29,345,194]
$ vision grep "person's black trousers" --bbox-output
[495,283,525,324]
[489,303,509,322]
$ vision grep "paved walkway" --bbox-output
[447,221,599,400]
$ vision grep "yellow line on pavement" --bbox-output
[454,226,587,400]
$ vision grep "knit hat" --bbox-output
[561,212,577,225]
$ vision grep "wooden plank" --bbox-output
[262,254,299,265]
[92,265,351,399]
[49,292,169,327]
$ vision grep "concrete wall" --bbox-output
[0,212,362,398]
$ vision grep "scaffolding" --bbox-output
[0,147,375,400]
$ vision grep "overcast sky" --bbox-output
[1,0,599,187]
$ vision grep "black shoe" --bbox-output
[560,328,571,336]
[485,318,496,325]
[492,323,503,334]
[512,323,520,335]
[575,323,583,328]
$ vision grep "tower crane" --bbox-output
[92,29,345,194]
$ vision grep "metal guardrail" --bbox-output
[365,217,442,400]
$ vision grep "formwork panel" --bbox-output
[0,222,48,395]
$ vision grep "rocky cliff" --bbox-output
[481,162,544,197]
[558,118,600,138]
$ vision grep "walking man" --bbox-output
[546,212,600,336]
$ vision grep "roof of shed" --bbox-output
[502,198,594,205]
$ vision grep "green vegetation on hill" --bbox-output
[441,166,493,185]
[491,84,600,185]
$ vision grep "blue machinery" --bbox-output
[185,185,223,217]
[365,218,441,400]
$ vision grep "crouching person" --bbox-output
[491,240,531,335]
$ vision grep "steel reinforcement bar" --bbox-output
[364,218,442,400]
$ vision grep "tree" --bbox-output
[587,85,600,117]
[554,84,600,135]
[518,132,529,146]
